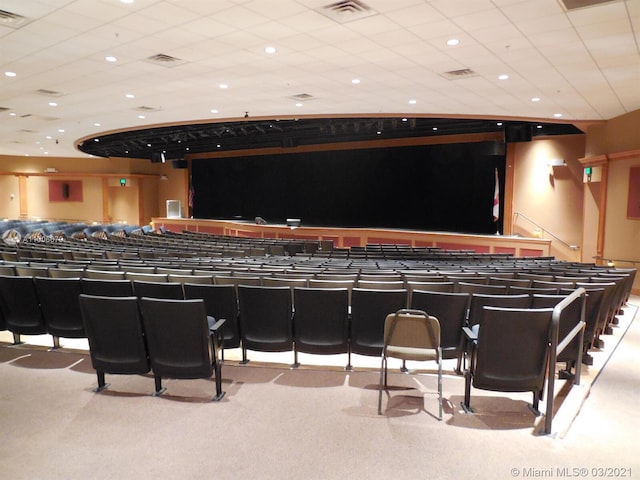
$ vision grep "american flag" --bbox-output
[492,168,499,222]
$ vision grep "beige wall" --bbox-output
[603,156,640,264]
[157,162,188,218]
[585,109,640,156]
[0,154,160,225]
[511,135,586,261]
[0,175,20,220]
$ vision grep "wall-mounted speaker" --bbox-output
[62,183,69,199]
[505,124,532,143]
[151,152,166,163]
[172,159,188,169]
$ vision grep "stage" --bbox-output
[151,217,552,258]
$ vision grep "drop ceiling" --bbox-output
[0,0,638,159]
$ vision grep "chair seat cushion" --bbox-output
[385,345,438,361]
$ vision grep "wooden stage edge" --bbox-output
[152,217,552,259]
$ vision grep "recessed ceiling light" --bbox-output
[46,135,52,139]
[295,102,303,107]
[497,122,503,126]
[210,109,219,114]
[138,115,145,119]
[351,79,360,84]
[48,102,58,107]
[264,46,276,54]
[498,74,509,80]
[4,71,16,77]
[432,127,438,131]
[58,129,64,133]
[446,38,459,46]
[537,125,543,129]
[120,0,134,4]
[9,112,16,116]
[216,144,221,148]
[219,83,228,89]
[408,99,417,105]
[401,118,407,122]
[125,93,135,99]
[94,139,100,142]
[531,97,541,102]
[147,143,151,147]
[554,113,563,118]
[105,56,117,62]
[94,122,101,126]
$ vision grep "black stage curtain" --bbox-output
[191,141,505,234]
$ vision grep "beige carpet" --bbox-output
[0,299,638,480]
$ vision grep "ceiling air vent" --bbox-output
[0,107,10,112]
[0,9,28,28]
[135,106,162,112]
[316,0,377,24]
[18,129,38,134]
[441,68,478,80]
[144,53,186,67]
[560,0,619,11]
[36,89,64,97]
[288,93,314,101]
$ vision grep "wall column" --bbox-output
[18,175,28,219]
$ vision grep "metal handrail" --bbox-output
[512,212,579,250]
[593,256,640,266]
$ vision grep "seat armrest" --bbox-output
[209,318,226,334]
[462,326,477,341]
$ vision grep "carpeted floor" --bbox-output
[0,298,638,480]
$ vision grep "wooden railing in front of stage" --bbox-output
[151,217,552,258]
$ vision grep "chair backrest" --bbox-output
[456,282,508,295]
[46,267,82,278]
[473,307,554,393]
[132,280,184,300]
[125,272,169,283]
[84,269,126,280]
[0,275,46,335]
[487,277,531,288]
[237,285,293,353]
[81,278,134,297]
[15,265,49,277]
[383,309,440,353]
[168,274,213,285]
[79,294,150,376]
[138,297,213,380]
[467,293,531,328]
[34,276,86,339]
[350,288,408,357]
[293,287,349,355]
[183,283,240,349]
[410,290,470,358]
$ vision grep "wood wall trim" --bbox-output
[0,171,159,179]
[579,154,608,167]
[186,132,504,160]
[151,217,552,257]
[607,148,640,162]
[596,161,609,264]
[102,177,109,223]
[503,143,516,235]
[18,175,28,219]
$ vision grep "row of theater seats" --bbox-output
[0,266,632,372]
[79,294,225,401]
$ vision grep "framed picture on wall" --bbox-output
[627,166,640,219]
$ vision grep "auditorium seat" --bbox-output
[79,294,150,392]
[35,276,86,347]
[411,290,470,369]
[292,287,350,368]
[81,278,134,297]
[461,306,554,417]
[132,280,184,300]
[350,288,407,360]
[0,275,47,344]
[139,297,225,401]
[237,285,294,364]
